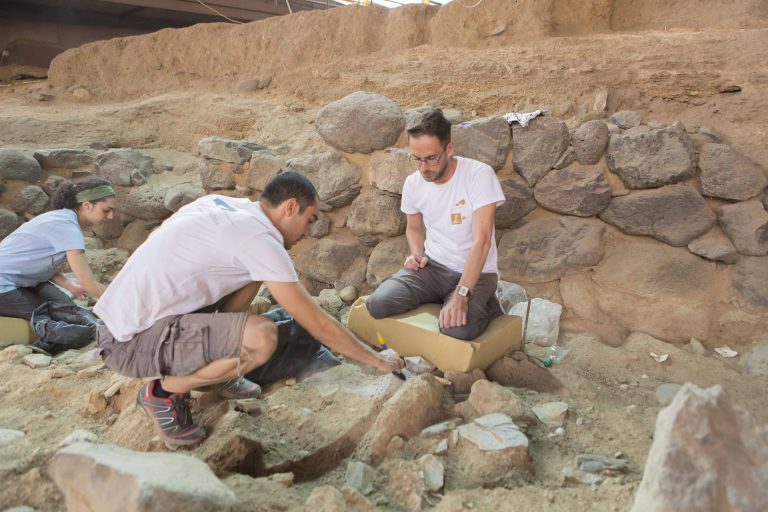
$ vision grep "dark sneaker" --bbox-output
[207,376,262,399]
[136,380,206,450]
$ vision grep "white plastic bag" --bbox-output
[510,298,562,347]
[495,280,528,315]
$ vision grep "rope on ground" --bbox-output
[192,0,244,24]
[453,0,483,8]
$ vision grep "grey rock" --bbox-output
[697,126,721,143]
[0,149,43,182]
[14,185,49,214]
[452,116,512,171]
[49,442,236,512]
[466,379,526,420]
[534,163,612,217]
[732,257,768,307]
[199,160,236,190]
[116,185,172,221]
[315,91,405,154]
[718,200,768,256]
[43,175,67,196]
[512,116,570,186]
[286,152,361,208]
[246,150,284,191]
[687,229,739,264]
[34,149,93,169]
[339,285,358,304]
[563,467,604,486]
[609,110,642,129]
[295,238,366,286]
[456,413,528,450]
[495,175,537,228]
[22,354,52,368]
[58,429,99,448]
[405,106,463,128]
[164,183,205,213]
[418,454,444,492]
[699,143,767,201]
[345,461,376,495]
[573,120,609,165]
[317,288,345,318]
[656,383,682,406]
[607,123,695,189]
[576,454,628,474]
[0,428,25,446]
[347,190,406,237]
[0,208,19,239]
[553,147,576,170]
[308,211,330,238]
[91,215,125,241]
[498,217,605,283]
[366,235,409,287]
[744,343,768,377]
[532,401,569,428]
[421,418,462,437]
[96,149,153,187]
[631,384,768,512]
[84,248,130,283]
[600,185,716,246]
[197,136,266,165]
[368,148,412,195]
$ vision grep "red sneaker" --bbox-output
[136,380,206,450]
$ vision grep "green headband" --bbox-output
[76,185,116,204]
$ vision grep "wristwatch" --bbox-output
[455,285,471,298]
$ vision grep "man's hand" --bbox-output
[66,282,87,300]
[376,348,405,372]
[404,254,429,270]
[439,294,469,329]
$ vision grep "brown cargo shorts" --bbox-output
[96,312,249,379]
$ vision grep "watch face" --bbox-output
[457,285,469,296]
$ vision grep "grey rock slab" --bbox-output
[655,383,682,406]
[687,228,739,264]
[286,152,361,208]
[33,149,94,169]
[495,175,537,228]
[163,183,205,213]
[368,148,413,195]
[418,454,444,492]
[0,208,19,239]
[22,354,52,369]
[14,185,49,215]
[607,122,695,189]
[562,467,604,486]
[96,149,153,186]
[534,163,612,217]
[718,200,768,256]
[512,116,570,186]
[631,384,768,512]
[699,143,767,201]
[576,454,628,474]
[732,257,768,307]
[366,235,409,287]
[0,149,43,182]
[744,343,768,377]
[347,190,405,237]
[0,428,25,446]
[49,442,236,512]
[452,116,512,171]
[609,110,642,129]
[599,184,715,246]
[295,238,366,285]
[573,120,609,165]
[245,150,284,191]
[532,401,569,428]
[456,413,528,451]
[345,460,376,495]
[498,216,605,283]
[197,136,266,164]
[315,91,405,154]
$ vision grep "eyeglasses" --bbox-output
[409,148,445,167]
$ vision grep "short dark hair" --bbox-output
[51,177,114,210]
[407,108,452,147]
[261,170,318,213]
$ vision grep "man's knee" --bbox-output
[242,316,278,364]
[365,292,392,319]
[440,323,482,341]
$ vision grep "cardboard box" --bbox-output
[0,316,36,345]
[347,297,522,372]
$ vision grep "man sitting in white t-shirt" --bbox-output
[365,109,506,341]
[94,172,404,450]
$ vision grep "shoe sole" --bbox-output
[137,400,206,451]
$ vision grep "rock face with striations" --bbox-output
[451,116,511,171]
[512,116,570,186]
[286,152,361,208]
[533,163,612,217]
[698,143,767,201]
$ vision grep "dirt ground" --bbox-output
[1,1,767,510]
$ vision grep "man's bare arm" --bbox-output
[404,213,428,269]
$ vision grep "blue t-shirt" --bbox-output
[0,209,85,293]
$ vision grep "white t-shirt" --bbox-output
[401,156,505,274]
[95,196,298,341]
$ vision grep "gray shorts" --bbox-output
[96,312,249,378]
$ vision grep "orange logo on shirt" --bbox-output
[451,213,462,224]
[455,199,465,207]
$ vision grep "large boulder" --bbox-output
[315,92,405,154]
[451,116,511,171]
[0,149,43,182]
[197,137,266,164]
[0,208,19,239]
[286,152,361,208]
[573,120,609,165]
[347,190,406,237]
[717,200,768,256]
[732,257,768,308]
[600,185,716,246]
[294,238,367,286]
[245,150,284,191]
[49,442,236,512]
[115,184,172,221]
[367,235,409,287]
[512,116,570,186]
[533,163,612,217]
[369,148,413,195]
[699,143,767,201]
[631,384,768,512]
[497,216,605,283]
[33,149,94,170]
[13,185,49,214]
[606,123,695,189]
[592,241,718,342]
[96,149,154,187]
[495,175,537,228]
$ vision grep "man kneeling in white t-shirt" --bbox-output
[366,108,506,341]
[94,172,404,450]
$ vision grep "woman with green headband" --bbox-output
[0,177,117,353]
